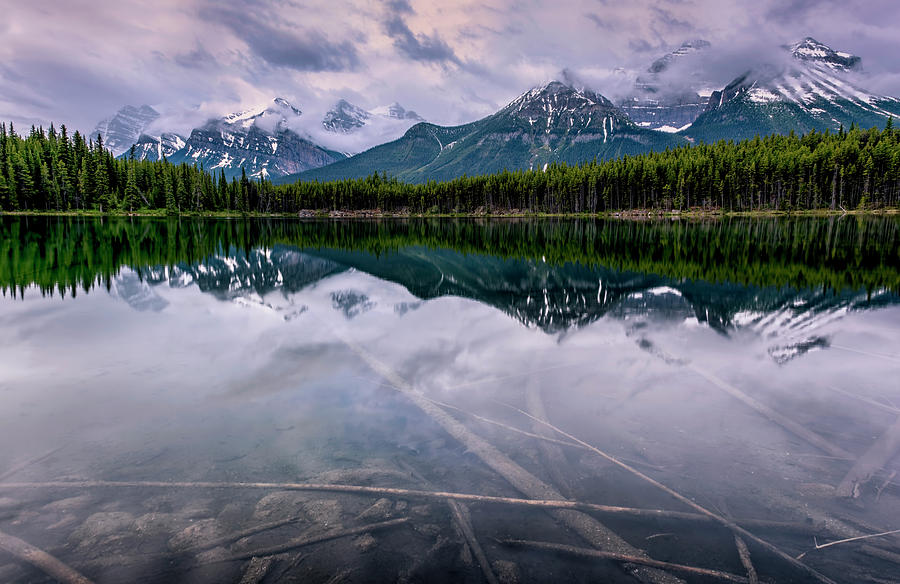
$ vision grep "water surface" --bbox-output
[0,216,899,583]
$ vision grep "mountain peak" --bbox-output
[220,98,303,130]
[514,80,609,108]
[323,99,371,133]
[789,37,861,71]
[92,104,161,155]
[370,102,424,121]
[649,39,711,74]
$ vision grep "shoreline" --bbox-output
[2,208,898,220]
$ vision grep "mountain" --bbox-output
[370,102,424,122]
[322,100,424,134]
[127,132,186,162]
[322,99,371,133]
[686,37,900,142]
[155,98,346,180]
[281,81,685,184]
[619,40,714,133]
[123,242,898,346]
[92,105,160,156]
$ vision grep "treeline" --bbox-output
[1,121,899,214]
[3,216,898,298]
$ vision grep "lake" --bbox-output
[0,215,899,584]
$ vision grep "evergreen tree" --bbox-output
[124,166,140,212]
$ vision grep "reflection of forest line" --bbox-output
[1,216,899,298]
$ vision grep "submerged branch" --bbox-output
[497,400,839,584]
[0,528,95,584]
[500,539,750,583]
[797,529,900,559]
[0,480,825,533]
[222,518,410,562]
[733,536,759,584]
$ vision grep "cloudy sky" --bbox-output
[3,0,900,135]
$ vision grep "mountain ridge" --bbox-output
[279,80,686,184]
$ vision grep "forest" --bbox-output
[1,120,899,214]
[2,215,898,299]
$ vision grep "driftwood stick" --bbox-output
[223,518,409,561]
[397,460,499,584]
[430,397,584,450]
[524,375,575,496]
[238,556,275,584]
[837,416,900,498]
[733,536,759,584]
[689,366,853,459]
[499,402,839,584]
[500,539,750,583]
[0,528,94,584]
[183,515,306,553]
[448,502,499,584]
[796,529,900,559]
[0,480,824,533]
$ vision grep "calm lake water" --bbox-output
[0,216,899,584]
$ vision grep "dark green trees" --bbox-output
[0,120,899,214]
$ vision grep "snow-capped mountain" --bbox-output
[286,80,684,184]
[136,98,346,180]
[92,105,160,156]
[687,38,900,142]
[322,100,371,133]
[127,132,186,162]
[370,102,424,122]
[619,40,714,133]
[789,37,860,71]
[321,100,423,134]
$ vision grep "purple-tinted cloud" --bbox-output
[0,0,898,136]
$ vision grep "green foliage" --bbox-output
[1,121,899,215]
[2,216,898,300]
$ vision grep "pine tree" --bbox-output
[124,167,140,212]
[165,171,177,215]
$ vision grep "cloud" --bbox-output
[585,13,615,30]
[203,6,360,72]
[2,0,900,138]
[765,0,837,21]
[173,45,219,70]
[383,9,460,64]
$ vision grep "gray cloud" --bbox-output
[204,7,360,72]
[383,14,460,64]
[173,45,219,70]
[585,13,615,30]
[2,0,900,138]
[651,6,693,30]
[766,0,837,21]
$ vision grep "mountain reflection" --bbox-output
[2,216,898,336]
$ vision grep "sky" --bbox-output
[2,0,900,136]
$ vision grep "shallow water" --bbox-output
[0,216,899,583]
